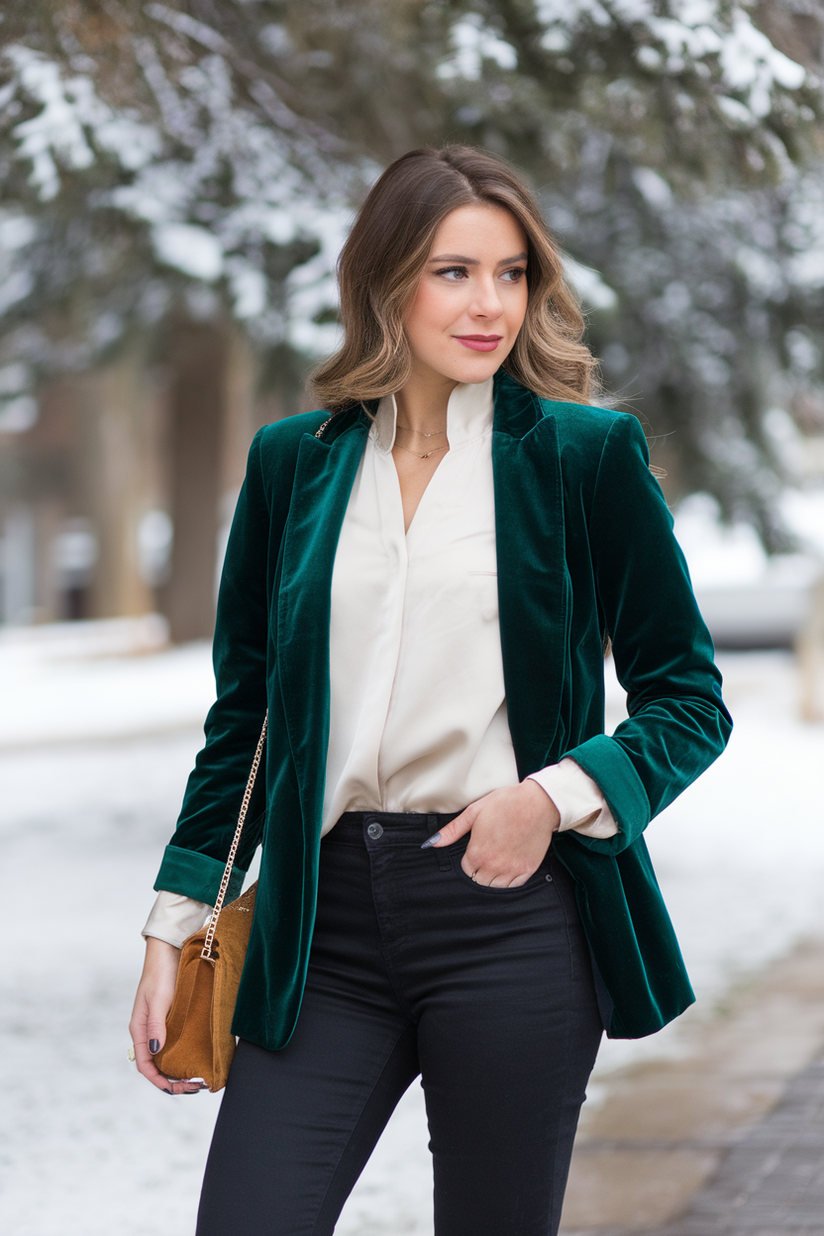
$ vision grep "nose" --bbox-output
[469,275,503,320]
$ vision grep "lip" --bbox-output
[454,335,503,353]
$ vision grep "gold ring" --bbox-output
[470,870,479,882]
[127,1046,136,1062]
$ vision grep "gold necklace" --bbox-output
[393,441,449,460]
[396,423,446,438]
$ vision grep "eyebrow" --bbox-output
[428,252,528,265]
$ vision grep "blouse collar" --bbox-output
[372,377,494,454]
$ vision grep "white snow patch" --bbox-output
[633,166,673,206]
[5,45,159,200]
[717,94,756,127]
[0,394,38,432]
[226,259,268,319]
[437,14,518,81]
[0,268,34,316]
[675,490,824,588]
[719,9,805,117]
[674,493,763,586]
[563,255,618,310]
[0,211,37,251]
[152,222,224,281]
[781,486,824,559]
[2,622,823,1231]
[0,361,31,394]
[533,0,806,126]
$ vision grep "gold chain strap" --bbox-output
[200,712,268,961]
[315,416,333,439]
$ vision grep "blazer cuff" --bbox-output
[558,734,651,853]
[153,844,246,905]
[142,890,212,949]
[527,758,619,839]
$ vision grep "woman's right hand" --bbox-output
[129,937,206,1094]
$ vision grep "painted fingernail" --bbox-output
[163,1088,174,1095]
[149,1039,160,1054]
[421,832,441,849]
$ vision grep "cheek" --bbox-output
[510,285,529,331]
[407,281,455,341]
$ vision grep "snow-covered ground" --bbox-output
[1,620,823,1235]
[675,489,824,648]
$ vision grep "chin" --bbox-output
[443,352,506,386]
[459,365,503,387]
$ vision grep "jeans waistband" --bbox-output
[328,810,462,845]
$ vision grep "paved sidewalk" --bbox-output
[561,939,824,1235]
[641,1055,824,1235]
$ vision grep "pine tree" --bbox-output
[3,0,823,546]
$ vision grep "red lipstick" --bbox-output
[454,335,503,353]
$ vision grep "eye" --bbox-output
[501,267,527,283]
[434,265,469,281]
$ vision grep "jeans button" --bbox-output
[367,821,383,840]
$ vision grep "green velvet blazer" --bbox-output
[155,371,732,1048]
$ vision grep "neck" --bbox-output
[394,367,459,435]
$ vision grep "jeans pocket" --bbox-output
[448,837,551,894]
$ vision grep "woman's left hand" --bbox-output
[424,780,561,887]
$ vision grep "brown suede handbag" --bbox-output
[155,713,267,1092]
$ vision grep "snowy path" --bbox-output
[0,632,822,1235]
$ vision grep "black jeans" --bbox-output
[197,811,603,1236]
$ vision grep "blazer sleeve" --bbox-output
[153,428,273,904]
[560,412,732,855]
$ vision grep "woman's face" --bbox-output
[404,204,529,388]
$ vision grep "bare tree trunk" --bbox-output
[80,342,161,622]
[164,320,229,643]
[797,575,824,723]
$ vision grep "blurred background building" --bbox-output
[2,0,824,649]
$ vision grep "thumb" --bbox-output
[421,804,477,850]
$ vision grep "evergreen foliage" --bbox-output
[2,0,824,541]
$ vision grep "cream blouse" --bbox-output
[143,378,617,947]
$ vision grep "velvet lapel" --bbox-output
[492,374,570,777]
[276,420,368,840]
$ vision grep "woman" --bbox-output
[131,145,731,1235]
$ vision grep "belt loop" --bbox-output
[430,813,450,872]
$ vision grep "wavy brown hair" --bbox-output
[310,145,600,412]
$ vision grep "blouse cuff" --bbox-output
[141,890,212,949]
[527,758,620,839]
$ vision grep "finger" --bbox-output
[132,1035,207,1094]
[473,872,518,887]
[466,868,508,887]
[130,997,179,1093]
[166,1078,210,1094]
[421,803,478,849]
[133,1037,174,1091]
[463,863,508,886]
[129,995,169,1058]
[145,1010,168,1056]
[459,852,502,882]
[460,852,483,878]
[460,858,534,886]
